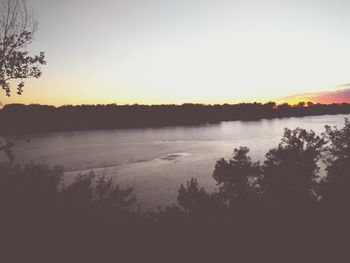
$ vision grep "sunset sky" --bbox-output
[2,0,350,106]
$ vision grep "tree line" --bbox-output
[1,101,350,134]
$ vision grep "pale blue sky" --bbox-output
[3,0,350,105]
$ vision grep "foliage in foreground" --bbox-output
[0,162,137,226]
[159,119,350,224]
[1,119,350,262]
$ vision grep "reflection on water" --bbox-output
[1,114,349,210]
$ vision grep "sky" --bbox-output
[279,84,350,105]
[2,0,350,106]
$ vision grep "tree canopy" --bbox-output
[0,0,46,97]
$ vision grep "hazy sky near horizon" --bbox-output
[2,0,350,106]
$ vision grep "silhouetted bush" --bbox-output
[0,161,137,228]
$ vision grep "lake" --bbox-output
[2,114,349,210]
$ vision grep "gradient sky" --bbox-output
[2,0,350,106]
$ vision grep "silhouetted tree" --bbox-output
[307,101,314,107]
[94,174,136,209]
[213,147,262,207]
[165,178,225,224]
[321,118,350,211]
[60,172,136,225]
[297,101,306,108]
[0,0,46,97]
[177,178,213,215]
[263,128,326,208]
[62,172,95,210]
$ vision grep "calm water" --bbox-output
[2,114,349,210]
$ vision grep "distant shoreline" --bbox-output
[1,102,350,135]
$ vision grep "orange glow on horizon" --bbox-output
[279,87,350,106]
